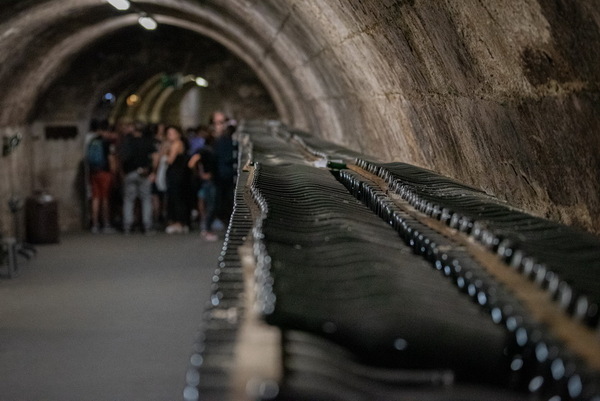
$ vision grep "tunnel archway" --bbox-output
[0,1,300,231]
[33,22,283,126]
[0,1,327,129]
[1,3,600,400]
[0,1,599,235]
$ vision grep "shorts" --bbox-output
[90,170,113,199]
[198,181,216,202]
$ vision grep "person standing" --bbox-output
[164,125,190,234]
[211,111,236,227]
[188,130,218,241]
[86,119,116,233]
[151,123,168,229]
[120,122,155,235]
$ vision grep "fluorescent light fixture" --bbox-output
[138,14,158,30]
[195,77,209,87]
[106,0,131,11]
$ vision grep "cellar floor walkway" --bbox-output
[0,231,221,401]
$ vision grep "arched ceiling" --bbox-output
[0,0,328,131]
[0,0,599,234]
[33,22,278,125]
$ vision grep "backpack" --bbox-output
[86,137,107,171]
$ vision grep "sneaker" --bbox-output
[102,226,117,234]
[165,224,182,234]
[203,232,218,242]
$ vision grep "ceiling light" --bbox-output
[126,94,140,106]
[195,77,209,87]
[138,14,158,30]
[106,0,131,11]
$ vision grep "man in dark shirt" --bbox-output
[210,111,236,227]
[120,122,156,234]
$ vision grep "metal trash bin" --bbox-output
[25,191,59,244]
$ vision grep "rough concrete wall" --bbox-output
[278,0,600,234]
[28,121,88,233]
[0,126,35,237]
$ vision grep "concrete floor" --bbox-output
[0,232,221,401]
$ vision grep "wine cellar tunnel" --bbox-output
[2,2,600,401]
[0,0,598,236]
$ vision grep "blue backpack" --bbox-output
[86,137,107,171]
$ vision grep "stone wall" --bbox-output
[270,0,600,233]
[0,126,34,237]
[0,0,598,235]
[29,121,89,233]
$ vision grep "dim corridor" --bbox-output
[0,232,221,401]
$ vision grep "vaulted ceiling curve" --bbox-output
[0,0,325,130]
